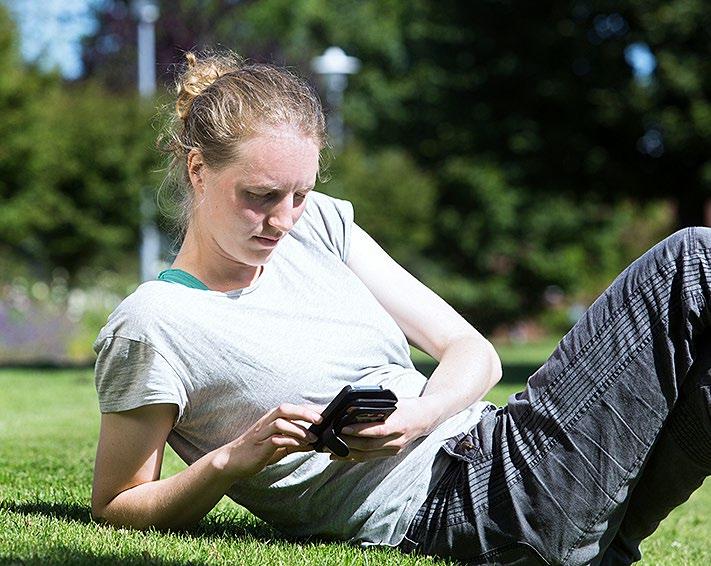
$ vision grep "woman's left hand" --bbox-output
[332,397,440,462]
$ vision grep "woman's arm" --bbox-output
[342,224,501,459]
[92,402,322,530]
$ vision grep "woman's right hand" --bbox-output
[224,403,323,478]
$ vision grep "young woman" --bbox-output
[92,50,711,565]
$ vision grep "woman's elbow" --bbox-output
[484,340,503,387]
[91,498,123,528]
[91,493,152,530]
[91,491,110,524]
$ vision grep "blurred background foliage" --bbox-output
[1,0,709,363]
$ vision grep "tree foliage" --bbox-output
[230,0,688,325]
[4,1,706,331]
[0,5,158,281]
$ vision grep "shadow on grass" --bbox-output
[1,499,296,544]
[1,500,446,565]
[0,547,211,566]
[3,501,471,566]
[1,501,93,524]
[0,502,205,565]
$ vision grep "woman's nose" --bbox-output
[267,195,296,232]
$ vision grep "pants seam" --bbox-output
[408,229,711,561]
[562,445,652,564]
[459,303,665,509]
[440,323,659,527]
[489,248,707,492]
[517,258,677,427]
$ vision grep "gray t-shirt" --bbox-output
[94,191,491,546]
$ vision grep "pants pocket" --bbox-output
[441,431,477,463]
[441,404,499,463]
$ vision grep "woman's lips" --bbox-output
[253,235,280,248]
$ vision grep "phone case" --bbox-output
[309,385,398,457]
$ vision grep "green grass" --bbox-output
[0,362,709,564]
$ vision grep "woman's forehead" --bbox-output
[231,127,320,185]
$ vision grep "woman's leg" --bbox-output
[401,227,711,565]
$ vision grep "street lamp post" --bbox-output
[132,0,160,283]
[135,0,159,97]
[311,47,361,150]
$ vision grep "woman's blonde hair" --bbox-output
[158,49,327,238]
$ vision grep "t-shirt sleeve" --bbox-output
[301,191,354,263]
[94,335,188,422]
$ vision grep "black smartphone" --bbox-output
[309,385,398,457]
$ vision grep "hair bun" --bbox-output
[175,51,243,121]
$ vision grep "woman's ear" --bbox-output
[187,149,206,194]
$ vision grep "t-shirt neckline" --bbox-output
[158,268,209,290]
[157,267,265,296]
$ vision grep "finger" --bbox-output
[268,435,302,448]
[272,403,323,425]
[271,418,318,443]
[267,441,313,465]
[267,434,319,452]
[339,422,392,437]
[268,437,317,454]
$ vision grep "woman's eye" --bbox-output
[245,191,308,205]
[247,191,273,201]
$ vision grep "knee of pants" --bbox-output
[674,226,711,253]
[654,227,711,270]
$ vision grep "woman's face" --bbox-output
[189,125,320,270]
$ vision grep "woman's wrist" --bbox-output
[415,393,450,435]
[210,441,253,481]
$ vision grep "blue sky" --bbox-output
[3,0,103,79]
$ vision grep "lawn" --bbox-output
[0,348,709,564]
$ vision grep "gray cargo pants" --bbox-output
[399,227,711,565]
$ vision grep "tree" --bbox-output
[232,0,684,325]
[0,4,160,281]
[76,1,699,327]
[624,0,711,226]
[0,5,58,276]
[81,0,250,92]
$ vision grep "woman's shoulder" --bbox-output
[93,280,195,351]
[117,279,184,315]
[292,191,354,261]
[302,190,353,223]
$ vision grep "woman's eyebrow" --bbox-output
[245,184,314,192]
[244,184,279,191]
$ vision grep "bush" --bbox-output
[426,156,676,332]
[0,271,135,365]
[319,142,437,266]
[0,5,161,282]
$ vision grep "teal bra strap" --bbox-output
[157,268,209,290]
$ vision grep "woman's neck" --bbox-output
[172,227,262,292]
